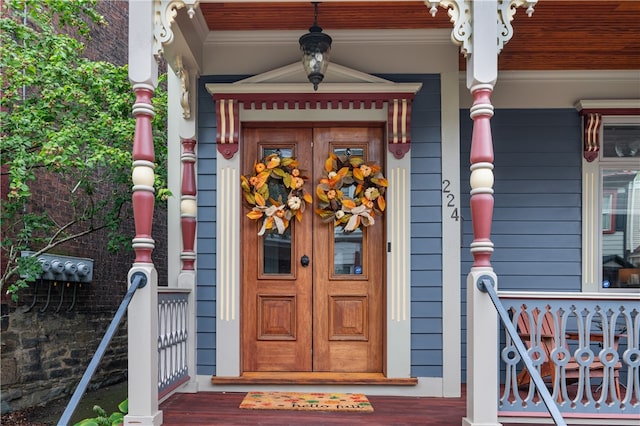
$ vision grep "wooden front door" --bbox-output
[241,126,385,373]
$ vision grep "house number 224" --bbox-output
[442,179,460,221]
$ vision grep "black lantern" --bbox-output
[299,2,332,91]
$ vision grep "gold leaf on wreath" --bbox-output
[342,199,356,209]
[255,170,270,189]
[283,173,292,188]
[266,156,281,169]
[316,186,329,203]
[247,210,264,220]
[272,167,286,178]
[240,176,250,192]
[337,167,349,178]
[243,191,255,205]
[352,167,364,181]
[324,155,335,173]
[349,157,364,167]
[254,192,266,207]
[303,193,313,204]
[281,157,296,167]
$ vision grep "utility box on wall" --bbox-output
[20,251,94,283]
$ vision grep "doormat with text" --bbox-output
[239,391,374,412]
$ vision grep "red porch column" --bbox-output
[180,138,197,270]
[131,85,156,264]
[468,86,495,267]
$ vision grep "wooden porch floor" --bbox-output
[159,386,542,425]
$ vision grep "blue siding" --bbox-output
[196,75,248,375]
[459,108,582,381]
[380,74,444,378]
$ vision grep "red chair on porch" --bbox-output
[515,308,622,400]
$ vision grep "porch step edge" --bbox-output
[211,372,418,386]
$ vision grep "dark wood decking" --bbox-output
[159,387,543,425]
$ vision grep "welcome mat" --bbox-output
[239,391,374,412]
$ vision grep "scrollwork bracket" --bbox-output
[426,0,537,57]
[153,0,200,61]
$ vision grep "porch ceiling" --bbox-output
[200,1,640,71]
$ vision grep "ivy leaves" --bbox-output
[0,0,168,300]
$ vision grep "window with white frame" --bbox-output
[582,111,640,292]
[600,121,640,289]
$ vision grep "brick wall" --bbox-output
[1,0,168,414]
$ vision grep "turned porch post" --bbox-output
[430,1,537,425]
[463,3,500,423]
[125,0,161,424]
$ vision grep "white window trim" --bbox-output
[581,113,640,292]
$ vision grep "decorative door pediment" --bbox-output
[206,62,422,160]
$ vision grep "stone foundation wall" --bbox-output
[1,309,127,413]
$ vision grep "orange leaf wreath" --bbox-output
[241,154,310,235]
[315,152,387,233]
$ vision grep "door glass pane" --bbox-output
[261,147,294,275]
[263,227,292,274]
[334,227,363,275]
[332,147,365,275]
[334,147,364,159]
[601,168,640,288]
[263,147,293,158]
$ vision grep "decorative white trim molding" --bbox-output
[154,0,200,59]
[174,56,191,119]
[431,0,472,56]
[497,0,537,53]
[218,166,239,322]
[575,99,640,111]
[215,155,241,377]
[206,63,422,95]
[428,0,537,57]
[389,166,410,322]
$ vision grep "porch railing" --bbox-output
[497,291,639,422]
[478,278,566,425]
[59,272,148,425]
[157,289,191,399]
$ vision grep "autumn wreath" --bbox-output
[241,153,312,235]
[315,152,388,232]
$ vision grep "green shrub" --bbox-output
[73,399,128,426]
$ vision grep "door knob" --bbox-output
[300,255,310,267]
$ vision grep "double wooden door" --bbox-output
[241,126,385,373]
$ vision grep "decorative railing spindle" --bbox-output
[180,139,197,270]
[158,290,190,399]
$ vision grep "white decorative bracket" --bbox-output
[497,0,538,53]
[175,55,191,119]
[427,0,471,57]
[153,0,200,61]
[426,0,537,56]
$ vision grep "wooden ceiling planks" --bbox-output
[200,1,640,70]
[201,2,455,30]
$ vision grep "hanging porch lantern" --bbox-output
[299,2,332,91]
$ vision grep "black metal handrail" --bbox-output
[477,275,566,426]
[58,272,148,426]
